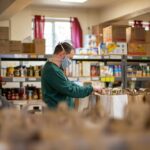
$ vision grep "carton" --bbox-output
[23,39,45,54]
[0,40,9,53]
[23,43,34,53]
[146,43,150,56]
[9,41,22,54]
[34,39,45,54]
[145,30,150,43]
[126,27,145,43]
[103,25,126,42]
[128,43,147,56]
[0,27,9,40]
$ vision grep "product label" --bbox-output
[131,78,137,81]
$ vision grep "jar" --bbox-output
[28,66,34,77]
[14,68,20,77]
[7,67,14,77]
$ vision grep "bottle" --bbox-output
[33,89,38,100]
[28,90,33,100]
[20,66,24,77]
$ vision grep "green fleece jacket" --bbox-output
[41,61,93,109]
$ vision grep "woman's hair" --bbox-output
[53,42,74,54]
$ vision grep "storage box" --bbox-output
[146,30,150,43]
[9,41,22,54]
[34,39,45,54]
[23,43,34,53]
[126,27,145,43]
[106,42,127,55]
[0,27,9,40]
[146,43,150,56]
[128,43,147,55]
[0,40,9,53]
[103,25,126,42]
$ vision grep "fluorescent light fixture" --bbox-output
[60,0,87,3]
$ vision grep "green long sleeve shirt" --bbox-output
[41,61,93,109]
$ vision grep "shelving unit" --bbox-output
[1,54,150,100]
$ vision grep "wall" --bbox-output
[0,20,9,27]
[5,6,100,41]
[31,6,100,35]
[98,0,150,24]
[10,7,32,41]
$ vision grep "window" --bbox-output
[32,17,71,54]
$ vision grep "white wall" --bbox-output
[10,7,32,41]
[8,6,100,41]
[0,20,9,27]
[98,0,150,24]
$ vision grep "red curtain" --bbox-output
[70,17,83,48]
[34,15,45,39]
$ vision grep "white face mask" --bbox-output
[61,56,71,70]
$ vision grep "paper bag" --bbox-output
[99,95,128,119]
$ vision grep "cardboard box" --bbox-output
[0,27,9,40]
[103,25,126,42]
[92,25,103,35]
[23,43,34,53]
[0,40,9,53]
[146,30,150,43]
[9,41,22,54]
[126,27,145,43]
[146,43,150,56]
[34,39,45,54]
[106,42,127,55]
[128,43,147,56]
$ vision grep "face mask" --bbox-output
[61,56,71,69]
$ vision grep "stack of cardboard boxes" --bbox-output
[0,27,22,54]
[126,27,147,55]
[98,25,150,56]
[22,39,45,54]
[0,27,45,54]
[101,25,127,55]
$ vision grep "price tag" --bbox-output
[38,55,44,58]
[110,76,115,82]
[139,63,147,66]
[104,56,109,59]
[100,77,106,82]
[13,77,25,82]
[131,78,137,81]
[128,56,133,59]
[142,57,148,60]
[30,54,37,58]
[105,77,110,82]
[110,55,121,59]
[28,78,37,81]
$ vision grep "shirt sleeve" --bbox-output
[45,68,93,98]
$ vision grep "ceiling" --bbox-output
[31,0,120,9]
